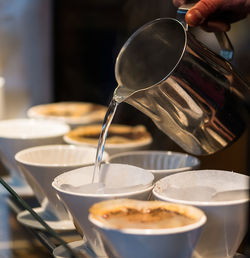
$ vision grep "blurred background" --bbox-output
[0,0,249,173]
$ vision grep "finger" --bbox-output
[186,9,205,27]
[186,0,225,26]
[186,8,247,29]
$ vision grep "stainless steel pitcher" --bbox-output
[113,6,250,156]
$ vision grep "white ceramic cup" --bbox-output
[153,170,249,258]
[27,102,107,128]
[89,199,207,258]
[107,150,200,182]
[15,145,108,220]
[0,119,70,187]
[63,124,152,155]
[52,163,154,256]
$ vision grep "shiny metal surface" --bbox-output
[177,3,234,61]
[114,18,250,155]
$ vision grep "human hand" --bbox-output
[173,0,250,31]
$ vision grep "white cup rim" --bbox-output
[88,206,207,235]
[52,163,154,197]
[153,189,249,206]
[15,144,108,168]
[107,150,200,173]
[153,169,250,206]
[63,135,152,149]
[52,182,154,197]
[0,118,70,139]
[27,101,107,125]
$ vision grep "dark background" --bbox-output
[52,0,177,105]
[52,0,184,151]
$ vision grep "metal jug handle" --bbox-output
[177,3,234,60]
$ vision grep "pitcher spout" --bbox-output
[113,85,136,104]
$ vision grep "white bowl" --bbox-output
[15,144,108,220]
[89,199,206,258]
[153,170,250,258]
[0,119,70,186]
[27,102,107,128]
[63,124,152,155]
[108,151,200,182]
[52,163,154,256]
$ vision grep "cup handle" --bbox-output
[176,3,234,61]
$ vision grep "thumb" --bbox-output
[186,0,224,26]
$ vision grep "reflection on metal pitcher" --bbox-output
[114,17,250,155]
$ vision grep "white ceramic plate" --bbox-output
[53,239,103,258]
[17,207,75,231]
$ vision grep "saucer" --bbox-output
[53,239,103,258]
[17,206,75,231]
[0,175,33,197]
[192,251,247,258]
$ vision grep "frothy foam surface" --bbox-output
[99,207,196,229]
[163,186,216,201]
[89,199,203,230]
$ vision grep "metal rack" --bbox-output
[0,177,91,258]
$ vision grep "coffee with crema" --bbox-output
[89,199,201,230]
